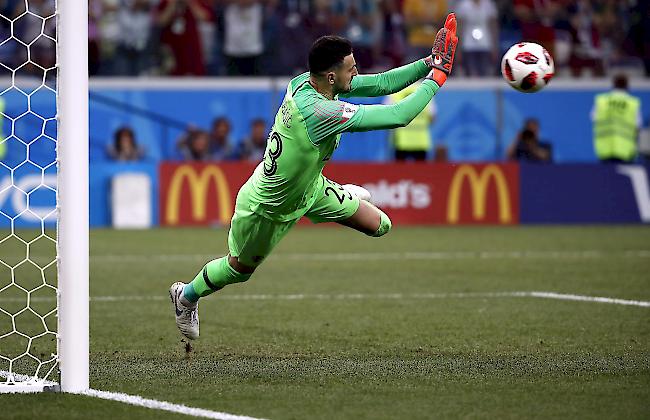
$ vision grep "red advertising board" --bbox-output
[160,162,519,226]
[159,162,256,227]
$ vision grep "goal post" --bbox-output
[57,0,89,393]
[0,0,88,393]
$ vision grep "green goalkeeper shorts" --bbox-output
[304,177,361,224]
[228,175,360,267]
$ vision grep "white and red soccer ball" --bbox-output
[501,42,554,93]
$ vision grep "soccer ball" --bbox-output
[501,42,554,93]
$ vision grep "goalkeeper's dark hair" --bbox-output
[309,36,353,74]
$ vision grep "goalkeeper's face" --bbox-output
[333,54,358,94]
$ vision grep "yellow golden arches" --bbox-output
[166,165,232,225]
[447,164,512,224]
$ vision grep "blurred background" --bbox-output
[0,0,645,78]
[87,0,650,79]
[0,0,649,228]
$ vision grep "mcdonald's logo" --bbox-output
[447,164,514,224]
[165,165,232,226]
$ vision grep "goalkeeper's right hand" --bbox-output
[425,13,458,87]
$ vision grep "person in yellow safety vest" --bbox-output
[384,82,437,161]
[0,97,5,161]
[591,74,642,163]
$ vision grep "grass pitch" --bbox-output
[2,225,650,419]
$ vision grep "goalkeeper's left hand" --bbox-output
[424,13,458,87]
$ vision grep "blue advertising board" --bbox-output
[89,88,275,163]
[520,163,650,224]
[89,162,159,227]
[0,162,159,228]
[0,84,57,228]
[0,162,57,228]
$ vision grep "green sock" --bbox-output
[186,256,252,301]
[370,209,392,237]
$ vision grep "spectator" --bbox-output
[384,83,436,161]
[107,126,145,161]
[456,0,498,77]
[11,0,56,77]
[238,119,268,162]
[88,0,102,75]
[0,6,20,72]
[222,0,264,75]
[305,0,335,42]
[506,121,552,163]
[180,129,213,161]
[512,0,559,59]
[96,0,121,75]
[259,0,284,76]
[155,0,213,76]
[208,117,234,160]
[331,0,382,69]
[277,0,328,75]
[177,126,196,158]
[624,0,650,77]
[595,1,626,69]
[197,0,217,74]
[114,0,153,76]
[567,0,605,77]
[591,74,642,163]
[402,0,447,62]
[0,1,17,48]
[381,0,407,68]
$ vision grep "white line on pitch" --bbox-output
[2,291,647,307]
[80,389,268,420]
[0,371,266,420]
[89,291,650,307]
[86,249,650,263]
[0,370,57,391]
[525,291,650,307]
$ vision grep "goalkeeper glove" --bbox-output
[424,13,458,87]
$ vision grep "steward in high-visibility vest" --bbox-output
[592,74,642,162]
[0,97,5,161]
[385,83,436,161]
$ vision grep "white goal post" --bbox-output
[57,0,89,393]
[0,0,88,393]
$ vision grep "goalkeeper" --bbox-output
[170,13,459,340]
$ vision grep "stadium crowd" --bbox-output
[91,0,649,78]
[1,0,647,78]
[91,0,649,77]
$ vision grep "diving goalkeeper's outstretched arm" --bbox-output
[340,15,458,99]
[308,13,459,137]
[338,59,432,99]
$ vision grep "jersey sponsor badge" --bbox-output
[341,102,359,122]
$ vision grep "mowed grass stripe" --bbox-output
[83,249,650,263]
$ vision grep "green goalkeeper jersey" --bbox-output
[246,59,439,222]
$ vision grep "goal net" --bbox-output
[0,0,88,393]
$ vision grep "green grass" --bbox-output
[2,226,650,419]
